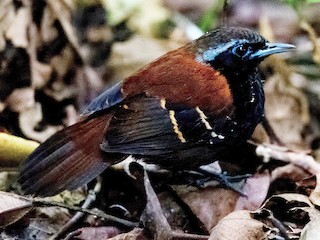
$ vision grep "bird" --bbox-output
[18,27,295,196]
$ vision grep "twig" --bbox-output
[171,231,209,240]
[16,194,139,229]
[251,141,320,175]
[50,180,102,240]
[33,199,138,228]
[267,212,290,240]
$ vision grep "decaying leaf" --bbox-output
[300,216,320,240]
[264,193,313,209]
[137,167,173,240]
[72,226,121,240]
[235,171,270,211]
[209,210,266,240]
[264,74,310,148]
[176,185,240,231]
[0,191,33,228]
[108,228,147,240]
[309,173,320,207]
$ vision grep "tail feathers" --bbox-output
[19,114,112,196]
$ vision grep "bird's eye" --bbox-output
[232,45,252,58]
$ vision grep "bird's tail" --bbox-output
[19,113,112,196]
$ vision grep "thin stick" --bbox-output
[14,193,139,229]
[172,231,209,240]
[50,181,102,240]
[32,199,139,228]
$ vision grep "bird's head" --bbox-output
[193,27,295,75]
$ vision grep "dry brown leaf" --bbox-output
[271,163,312,183]
[209,210,266,240]
[69,226,121,240]
[6,6,30,48]
[264,74,309,148]
[140,169,173,240]
[108,228,147,240]
[177,186,240,231]
[235,171,270,211]
[300,216,320,240]
[5,87,35,113]
[265,193,313,208]
[0,191,33,228]
[309,174,320,207]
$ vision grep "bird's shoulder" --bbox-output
[122,47,234,116]
[83,47,235,118]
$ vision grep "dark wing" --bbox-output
[83,82,124,115]
[101,94,227,157]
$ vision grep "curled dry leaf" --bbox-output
[0,191,32,228]
[300,216,320,240]
[264,193,313,209]
[176,185,240,231]
[5,87,35,113]
[209,210,265,240]
[174,172,269,232]
[264,74,309,148]
[255,143,320,175]
[270,163,312,183]
[309,174,320,207]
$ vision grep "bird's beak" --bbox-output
[249,42,295,60]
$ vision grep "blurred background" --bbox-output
[0,0,319,151]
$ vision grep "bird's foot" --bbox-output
[187,166,251,196]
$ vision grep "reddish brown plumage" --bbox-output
[19,113,113,196]
[122,48,234,115]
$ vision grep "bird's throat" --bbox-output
[226,69,265,135]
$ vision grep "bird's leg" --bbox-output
[188,165,251,196]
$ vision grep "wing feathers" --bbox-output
[19,113,112,196]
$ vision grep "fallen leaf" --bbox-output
[139,168,173,240]
[209,210,265,240]
[108,228,147,240]
[177,186,240,231]
[72,226,121,240]
[235,171,270,211]
[309,173,320,207]
[299,216,320,240]
[0,191,32,228]
[5,87,35,113]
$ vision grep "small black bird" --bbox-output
[19,27,295,196]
